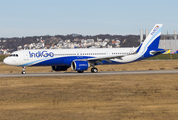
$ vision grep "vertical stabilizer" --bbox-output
[138,24,163,53]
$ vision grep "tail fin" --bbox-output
[136,24,165,58]
[138,24,163,53]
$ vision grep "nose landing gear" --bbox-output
[22,66,26,74]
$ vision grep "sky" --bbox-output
[0,0,178,38]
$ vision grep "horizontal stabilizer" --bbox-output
[150,49,166,55]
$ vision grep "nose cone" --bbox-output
[3,57,16,66]
[3,57,10,65]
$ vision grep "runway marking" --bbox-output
[0,70,178,78]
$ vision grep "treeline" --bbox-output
[0,34,140,52]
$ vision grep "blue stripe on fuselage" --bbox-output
[30,56,94,66]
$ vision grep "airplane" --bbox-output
[3,24,165,74]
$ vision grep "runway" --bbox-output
[0,69,178,78]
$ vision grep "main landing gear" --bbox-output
[90,64,98,73]
[22,66,26,74]
[91,67,98,73]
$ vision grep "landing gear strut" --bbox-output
[90,64,98,73]
[91,67,98,73]
[22,66,26,74]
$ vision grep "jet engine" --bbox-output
[71,61,90,71]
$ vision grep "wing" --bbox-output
[75,55,126,65]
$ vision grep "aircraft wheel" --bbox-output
[91,68,94,73]
[21,71,26,74]
[91,68,98,73]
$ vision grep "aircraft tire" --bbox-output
[21,71,26,74]
[91,68,98,73]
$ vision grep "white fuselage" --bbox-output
[4,47,138,67]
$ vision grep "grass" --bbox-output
[0,74,178,120]
[147,54,178,60]
[0,55,6,62]
[1,60,178,119]
[1,60,178,73]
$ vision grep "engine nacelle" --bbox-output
[52,66,69,71]
[71,61,90,71]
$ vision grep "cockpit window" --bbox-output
[9,54,18,57]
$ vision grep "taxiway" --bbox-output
[0,70,178,78]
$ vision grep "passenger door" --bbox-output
[23,51,29,61]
